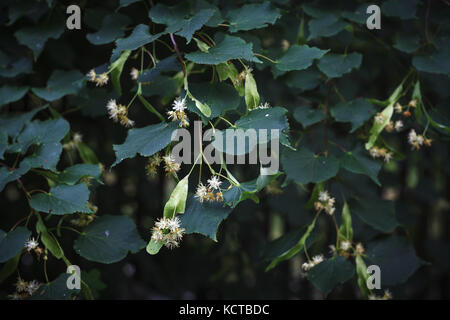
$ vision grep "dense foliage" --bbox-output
[0,0,450,299]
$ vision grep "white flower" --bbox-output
[86,69,96,82]
[394,120,403,131]
[369,147,380,158]
[163,155,181,174]
[15,277,28,292]
[130,67,139,80]
[312,254,324,265]
[8,293,22,300]
[383,152,393,163]
[340,240,351,251]
[166,217,181,232]
[172,97,186,112]
[195,183,208,202]
[408,129,424,150]
[95,73,109,86]
[24,237,39,251]
[318,191,330,202]
[374,113,385,124]
[394,102,402,114]
[151,216,186,249]
[207,176,222,190]
[26,280,41,296]
[106,99,120,121]
[154,217,169,229]
[302,262,314,271]
[73,132,83,144]
[258,102,271,109]
[355,243,365,255]
[328,244,336,255]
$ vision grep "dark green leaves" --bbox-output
[86,13,131,45]
[366,235,424,286]
[307,15,348,41]
[382,0,419,20]
[350,198,398,232]
[412,40,450,76]
[32,70,84,101]
[20,142,62,171]
[339,147,382,186]
[113,122,179,166]
[226,1,281,33]
[29,184,93,215]
[293,105,325,128]
[30,273,80,300]
[276,45,328,71]
[317,53,363,79]
[331,98,375,132]
[0,227,31,263]
[58,164,102,185]
[185,35,261,65]
[74,215,145,264]
[180,196,233,241]
[0,86,29,108]
[306,256,355,296]
[281,148,339,184]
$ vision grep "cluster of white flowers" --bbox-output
[86,69,109,87]
[340,240,352,251]
[8,277,41,300]
[314,191,336,215]
[257,102,271,109]
[384,120,403,133]
[163,155,181,174]
[408,129,432,150]
[167,97,189,127]
[369,146,393,163]
[195,176,224,203]
[106,99,135,127]
[24,237,39,251]
[302,254,324,271]
[151,217,186,249]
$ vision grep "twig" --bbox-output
[169,33,186,76]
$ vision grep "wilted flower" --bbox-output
[145,154,162,176]
[163,155,181,174]
[15,277,28,292]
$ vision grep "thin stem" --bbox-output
[254,53,278,64]
[169,33,186,76]
[218,116,236,128]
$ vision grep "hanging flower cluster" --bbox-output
[106,99,135,127]
[408,129,432,150]
[369,146,394,163]
[86,69,109,87]
[167,97,189,128]
[151,217,186,249]
[163,155,181,175]
[24,237,44,260]
[8,277,41,300]
[314,190,336,215]
[145,154,162,176]
[302,254,325,271]
[195,175,224,203]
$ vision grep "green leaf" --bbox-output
[394,34,420,54]
[138,55,178,83]
[29,183,93,215]
[111,24,163,62]
[58,164,102,185]
[73,215,145,264]
[185,35,261,65]
[175,9,215,43]
[306,256,355,296]
[338,202,353,241]
[0,105,47,139]
[317,52,362,79]
[0,227,30,263]
[112,121,179,166]
[266,217,317,271]
[244,72,259,111]
[14,14,65,60]
[307,15,348,41]
[216,61,244,95]
[355,254,370,298]
[186,90,212,118]
[284,68,322,91]
[77,142,99,164]
[349,197,398,232]
[293,105,325,128]
[331,98,375,132]
[185,82,240,120]
[86,13,131,45]
[0,164,30,192]
[163,175,189,218]
[179,196,233,241]
[382,0,419,20]
[412,45,450,76]
[0,86,29,108]
[20,142,62,171]
[32,70,84,101]
[0,132,6,159]
[9,118,70,154]
[366,235,425,286]
[109,50,131,95]
[0,254,21,284]
[81,269,106,300]
[41,231,64,259]
[339,147,382,186]
[281,148,340,184]
[0,57,32,78]
[146,239,164,255]
[276,45,329,71]
[227,1,281,33]
[30,273,80,300]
